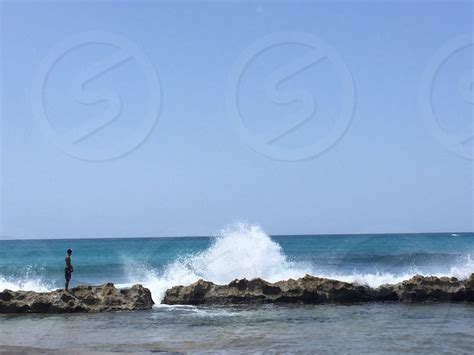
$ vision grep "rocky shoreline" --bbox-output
[163,273,474,305]
[0,283,154,313]
[2,274,473,312]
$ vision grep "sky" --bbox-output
[0,0,473,239]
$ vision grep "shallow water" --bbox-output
[0,304,473,353]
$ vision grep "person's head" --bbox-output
[67,249,72,256]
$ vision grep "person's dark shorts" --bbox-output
[65,268,72,281]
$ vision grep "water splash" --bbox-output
[127,223,311,302]
[0,276,55,292]
[126,224,474,303]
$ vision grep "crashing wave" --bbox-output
[125,224,474,302]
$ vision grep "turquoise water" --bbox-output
[1,225,473,352]
[1,226,473,300]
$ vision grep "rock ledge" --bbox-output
[0,283,154,313]
[163,274,474,305]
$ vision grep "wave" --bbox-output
[2,224,473,302]
[124,223,311,302]
[0,263,56,292]
[125,223,474,303]
[0,276,55,292]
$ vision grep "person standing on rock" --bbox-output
[64,249,74,291]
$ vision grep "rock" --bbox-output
[465,273,474,302]
[0,284,154,313]
[389,275,466,303]
[163,276,378,305]
[162,274,474,305]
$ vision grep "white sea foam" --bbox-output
[325,255,473,288]
[0,276,54,292]
[448,254,474,279]
[126,224,474,302]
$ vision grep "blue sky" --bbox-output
[1,0,472,238]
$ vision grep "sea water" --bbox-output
[0,224,473,353]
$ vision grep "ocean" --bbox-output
[1,224,473,353]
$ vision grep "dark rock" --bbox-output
[162,273,474,305]
[0,284,154,313]
[389,275,466,303]
[465,274,474,302]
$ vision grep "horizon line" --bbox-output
[0,230,472,241]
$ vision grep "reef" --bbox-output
[162,273,474,305]
[0,283,154,313]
